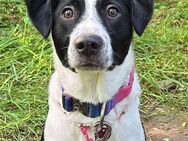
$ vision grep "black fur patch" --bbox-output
[96,0,133,66]
[52,0,85,68]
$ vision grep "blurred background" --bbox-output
[0,0,187,140]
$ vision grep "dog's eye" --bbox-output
[107,6,119,17]
[62,8,74,19]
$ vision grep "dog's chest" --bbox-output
[46,71,141,141]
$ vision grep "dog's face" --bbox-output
[52,0,134,71]
[25,0,153,71]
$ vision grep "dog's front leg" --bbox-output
[44,107,71,141]
[43,72,84,141]
[117,102,145,141]
[44,108,85,141]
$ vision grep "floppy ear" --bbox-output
[25,0,52,38]
[131,0,154,36]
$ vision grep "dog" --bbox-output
[25,0,153,140]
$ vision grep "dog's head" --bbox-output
[25,0,153,71]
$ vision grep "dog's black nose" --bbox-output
[75,35,103,55]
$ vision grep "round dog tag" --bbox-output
[94,121,112,141]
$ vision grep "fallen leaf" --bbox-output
[158,80,177,92]
[181,122,187,128]
[182,47,188,52]
[148,128,165,135]
[163,138,170,141]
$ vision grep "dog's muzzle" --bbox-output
[69,34,109,71]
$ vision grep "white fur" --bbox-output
[44,0,145,140]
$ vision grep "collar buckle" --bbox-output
[63,95,103,118]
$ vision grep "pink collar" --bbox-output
[104,67,134,115]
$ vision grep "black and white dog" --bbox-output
[25,0,153,140]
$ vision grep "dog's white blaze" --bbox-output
[68,0,112,69]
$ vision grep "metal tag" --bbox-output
[94,121,112,141]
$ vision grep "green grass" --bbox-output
[0,0,188,140]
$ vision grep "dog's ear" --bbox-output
[131,0,154,36]
[25,0,52,38]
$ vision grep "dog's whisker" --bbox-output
[62,57,68,64]
[59,47,68,51]
[109,31,115,35]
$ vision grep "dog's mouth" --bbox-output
[68,51,111,71]
[72,61,116,72]
[75,62,104,71]
[68,52,115,71]
[69,53,115,71]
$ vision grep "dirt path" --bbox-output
[142,106,188,141]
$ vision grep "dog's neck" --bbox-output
[53,45,134,104]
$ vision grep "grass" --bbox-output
[0,0,187,140]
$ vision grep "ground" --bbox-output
[0,0,188,140]
[143,106,188,141]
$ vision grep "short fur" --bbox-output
[25,0,154,140]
